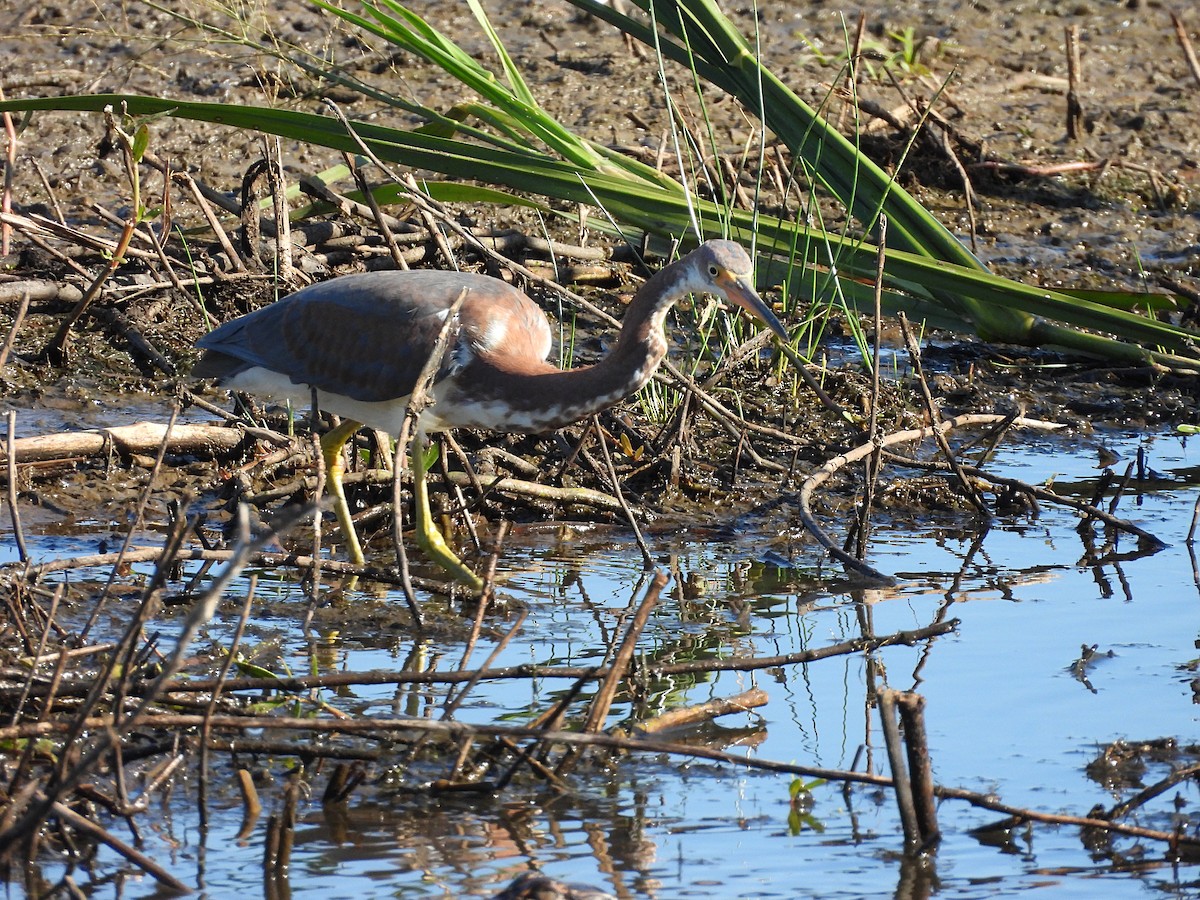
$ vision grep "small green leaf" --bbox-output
[421,443,439,471]
[235,660,280,680]
[132,123,150,162]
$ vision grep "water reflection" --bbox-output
[5,434,1200,897]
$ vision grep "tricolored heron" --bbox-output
[193,239,787,590]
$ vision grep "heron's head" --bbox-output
[691,240,788,342]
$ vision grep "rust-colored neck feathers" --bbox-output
[438,261,690,433]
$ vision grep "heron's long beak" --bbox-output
[719,273,789,342]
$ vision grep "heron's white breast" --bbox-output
[219,365,419,434]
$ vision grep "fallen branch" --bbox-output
[883,452,1167,549]
[7,712,1195,850]
[50,800,191,894]
[0,621,958,702]
[0,279,84,305]
[634,687,768,735]
[798,413,1066,582]
[0,421,249,466]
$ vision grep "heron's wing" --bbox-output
[196,270,556,403]
[194,271,463,402]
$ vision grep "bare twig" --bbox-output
[582,570,666,734]
[897,312,992,518]
[635,687,768,734]
[593,416,654,571]
[1172,11,1200,88]
[0,287,29,370]
[884,451,1166,548]
[1065,25,1084,140]
[5,711,1193,851]
[2,623,958,705]
[50,800,191,894]
[78,405,181,641]
[4,410,27,562]
[798,414,1065,582]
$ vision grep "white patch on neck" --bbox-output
[474,316,510,353]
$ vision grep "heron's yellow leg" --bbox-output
[320,419,366,566]
[410,431,483,592]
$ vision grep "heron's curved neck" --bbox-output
[602,263,683,382]
[442,265,687,433]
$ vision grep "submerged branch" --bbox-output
[1,620,958,703]
[798,413,1067,582]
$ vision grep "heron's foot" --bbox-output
[415,522,484,593]
[321,433,366,567]
[333,506,366,568]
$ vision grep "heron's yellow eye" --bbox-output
[708,264,720,277]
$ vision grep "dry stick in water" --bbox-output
[884,452,1166,548]
[593,414,654,571]
[799,414,1065,582]
[442,606,528,724]
[0,504,310,885]
[265,774,301,883]
[5,410,27,563]
[897,692,940,849]
[51,800,190,894]
[1106,759,1200,822]
[635,687,768,735]
[12,545,453,594]
[1,621,958,712]
[1107,460,1135,516]
[856,215,887,560]
[583,571,668,733]
[78,404,181,641]
[5,588,67,801]
[199,574,258,832]
[897,312,992,519]
[878,690,940,854]
[878,690,921,851]
[457,520,514,669]
[555,571,669,777]
[8,585,63,728]
[236,768,262,837]
[11,708,1195,850]
[393,285,474,616]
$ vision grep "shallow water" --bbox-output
[6,428,1199,898]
